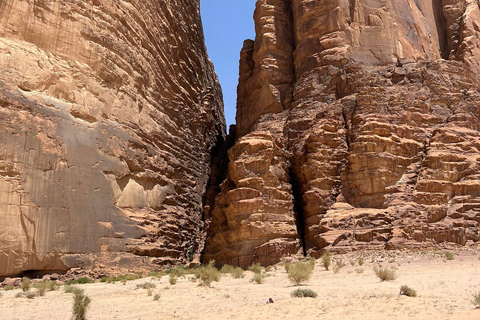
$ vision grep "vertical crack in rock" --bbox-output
[433,0,449,58]
[288,167,306,256]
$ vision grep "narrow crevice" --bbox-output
[432,0,449,59]
[201,125,236,222]
[288,167,306,256]
[199,125,236,262]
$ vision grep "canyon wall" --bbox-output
[205,0,480,267]
[0,0,225,276]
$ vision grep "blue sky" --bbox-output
[200,0,257,128]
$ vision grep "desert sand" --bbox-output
[1,248,479,320]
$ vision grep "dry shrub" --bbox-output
[220,264,234,274]
[321,251,332,271]
[472,291,480,308]
[291,289,317,298]
[248,263,263,275]
[374,265,397,281]
[72,288,91,320]
[287,260,315,285]
[230,267,245,279]
[21,278,31,292]
[399,285,417,297]
[136,282,156,290]
[195,260,221,286]
[252,273,266,284]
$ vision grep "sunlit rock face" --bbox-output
[0,0,225,276]
[205,0,480,267]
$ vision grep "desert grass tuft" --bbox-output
[220,264,234,274]
[72,288,91,320]
[251,273,266,284]
[358,255,365,266]
[321,251,332,271]
[291,289,317,298]
[65,277,94,286]
[21,278,31,292]
[332,259,345,274]
[247,263,263,275]
[153,293,161,301]
[230,267,245,279]
[374,265,397,281]
[194,260,221,287]
[136,282,156,290]
[399,285,417,297]
[286,260,315,285]
[472,291,480,308]
[444,251,455,260]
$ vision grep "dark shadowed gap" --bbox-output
[432,0,449,58]
[288,168,307,256]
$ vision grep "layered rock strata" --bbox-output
[0,0,225,277]
[205,0,480,266]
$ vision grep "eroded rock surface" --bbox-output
[0,0,225,276]
[206,0,480,266]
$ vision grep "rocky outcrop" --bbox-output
[0,0,225,277]
[205,0,480,266]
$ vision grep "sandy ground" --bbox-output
[1,249,479,320]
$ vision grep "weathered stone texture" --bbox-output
[205,0,480,266]
[0,0,225,276]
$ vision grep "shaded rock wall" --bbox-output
[0,0,225,276]
[205,0,480,267]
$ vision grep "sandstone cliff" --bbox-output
[205,0,480,267]
[0,0,225,277]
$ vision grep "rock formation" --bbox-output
[0,0,225,277]
[205,0,480,267]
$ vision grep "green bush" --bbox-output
[248,263,263,275]
[21,278,31,292]
[36,286,47,297]
[65,277,94,285]
[286,261,315,286]
[195,260,221,286]
[291,289,317,298]
[358,256,365,266]
[136,282,156,290]
[251,273,266,284]
[99,274,139,284]
[64,285,75,293]
[147,271,164,278]
[321,251,332,271]
[230,267,245,279]
[4,285,16,291]
[72,288,91,320]
[399,285,417,297]
[374,265,397,281]
[444,251,455,260]
[220,264,234,274]
[332,259,345,274]
[34,281,59,293]
[169,275,177,285]
[166,266,189,278]
[153,294,161,301]
[472,291,480,308]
